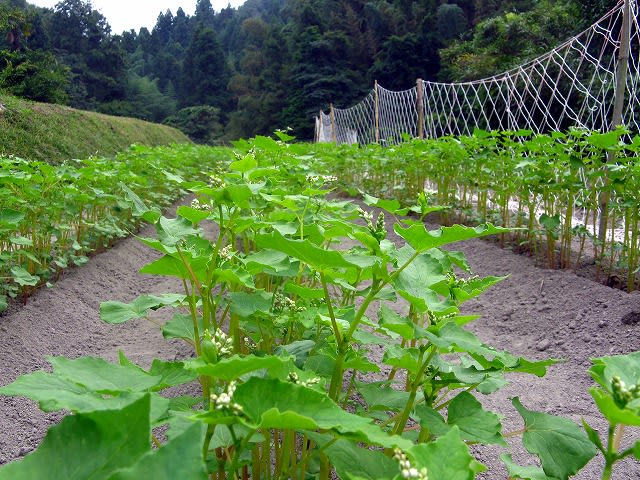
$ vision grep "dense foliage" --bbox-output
[0,144,224,311]
[1,138,639,479]
[0,0,617,142]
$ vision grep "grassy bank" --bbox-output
[0,94,190,163]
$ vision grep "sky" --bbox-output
[28,1,246,34]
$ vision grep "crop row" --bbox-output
[312,128,640,291]
[0,143,229,311]
[0,134,638,479]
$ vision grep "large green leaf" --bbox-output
[148,359,198,390]
[589,387,640,426]
[409,427,486,479]
[108,422,207,480]
[392,248,453,314]
[0,371,125,412]
[162,313,203,342]
[0,208,25,227]
[589,351,640,391]
[48,356,162,393]
[362,193,409,215]
[416,392,506,445]
[255,230,357,272]
[228,291,273,317]
[513,397,596,479]
[394,223,511,252]
[156,216,201,246]
[100,294,185,324]
[0,395,151,480]
[322,438,399,479]
[500,454,558,480]
[185,355,293,381]
[232,377,413,450]
[426,321,556,376]
[357,381,411,411]
[120,183,161,223]
[10,266,39,287]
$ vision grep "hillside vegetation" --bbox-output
[1,0,612,142]
[0,94,190,163]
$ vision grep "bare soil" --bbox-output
[1,210,639,478]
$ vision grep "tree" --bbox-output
[0,4,68,103]
[194,0,215,28]
[179,23,230,111]
[436,3,468,40]
[439,0,582,81]
[46,0,125,106]
[163,105,224,144]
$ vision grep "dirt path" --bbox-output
[1,211,639,478]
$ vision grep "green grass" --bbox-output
[0,94,191,163]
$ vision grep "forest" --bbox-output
[0,0,618,142]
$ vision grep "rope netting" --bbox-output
[315,0,640,144]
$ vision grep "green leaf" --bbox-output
[378,304,422,340]
[589,387,640,426]
[140,254,209,281]
[0,295,7,312]
[228,291,273,317]
[392,248,453,313]
[176,206,211,225]
[10,266,39,286]
[244,249,293,275]
[539,214,560,231]
[0,371,130,413]
[255,230,357,272]
[9,236,33,246]
[590,351,640,391]
[100,294,186,324]
[409,427,486,479]
[362,192,409,215]
[357,381,411,411]
[232,377,413,450]
[186,355,292,381]
[156,216,201,246]
[382,345,421,375]
[323,439,399,480]
[581,420,604,454]
[513,397,596,479]
[48,356,162,393]
[148,359,198,390]
[500,454,558,480]
[230,153,257,172]
[451,275,507,303]
[426,322,556,376]
[0,208,24,226]
[107,422,207,480]
[162,313,203,342]
[416,392,506,445]
[120,183,161,223]
[394,223,511,252]
[0,395,151,480]
[274,340,316,368]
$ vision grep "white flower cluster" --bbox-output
[210,329,233,357]
[243,336,256,351]
[210,381,243,414]
[273,293,306,313]
[218,244,234,261]
[190,198,213,211]
[209,174,226,188]
[393,448,428,480]
[288,371,320,388]
[306,174,338,184]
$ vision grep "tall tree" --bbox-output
[179,23,230,111]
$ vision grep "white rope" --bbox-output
[317,0,639,144]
